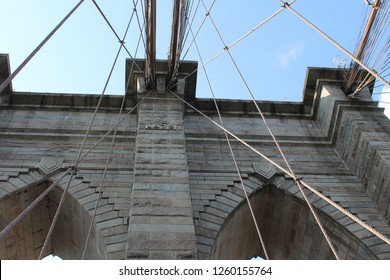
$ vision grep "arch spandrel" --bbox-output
[192,169,390,260]
[0,167,132,260]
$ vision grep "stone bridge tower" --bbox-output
[0,54,390,259]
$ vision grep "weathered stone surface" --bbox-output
[0,58,390,260]
[126,91,197,259]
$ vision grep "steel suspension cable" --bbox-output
[81,25,145,260]
[168,90,390,248]
[91,0,143,74]
[170,0,296,92]
[200,0,339,259]
[133,0,147,53]
[280,1,390,90]
[0,168,72,240]
[180,0,215,63]
[186,24,269,259]
[0,0,85,94]
[36,0,147,258]
[37,32,124,261]
[38,169,76,259]
[76,90,153,165]
[180,0,199,54]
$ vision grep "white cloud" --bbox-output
[275,42,304,68]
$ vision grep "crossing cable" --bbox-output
[91,0,144,74]
[37,1,150,258]
[180,0,214,63]
[186,23,269,259]
[0,91,154,248]
[37,29,125,260]
[38,169,76,260]
[75,90,153,165]
[0,0,149,253]
[279,1,390,91]
[132,0,147,54]
[168,90,390,248]
[81,25,145,260]
[169,0,297,96]
[199,0,339,259]
[0,0,85,94]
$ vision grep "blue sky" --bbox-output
[0,0,388,104]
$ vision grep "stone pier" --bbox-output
[127,88,197,259]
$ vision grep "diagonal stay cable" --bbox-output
[77,90,152,165]
[0,0,85,94]
[0,168,72,240]
[180,0,200,54]
[169,0,295,92]
[0,31,152,248]
[0,0,87,239]
[91,0,144,74]
[186,22,269,259]
[168,90,390,248]
[201,0,339,258]
[37,1,148,258]
[38,169,76,259]
[37,28,127,261]
[81,25,145,260]
[280,1,390,90]
[180,0,211,62]
[132,0,147,54]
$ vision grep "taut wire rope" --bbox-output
[38,169,76,259]
[168,0,297,92]
[280,1,390,90]
[179,0,200,59]
[92,0,144,74]
[168,89,390,248]
[132,0,147,52]
[199,0,339,259]
[165,1,390,248]
[37,1,153,258]
[180,0,214,63]
[0,0,150,256]
[37,30,123,260]
[76,89,153,165]
[0,168,72,240]
[81,15,145,259]
[0,0,85,94]
[186,22,269,259]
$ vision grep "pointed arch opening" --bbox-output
[210,183,377,260]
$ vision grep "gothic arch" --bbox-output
[192,166,390,260]
[0,167,129,259]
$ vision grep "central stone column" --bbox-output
[126,88,197,259]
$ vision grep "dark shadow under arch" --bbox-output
[0,179,107,259]
[210,184,377,260]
